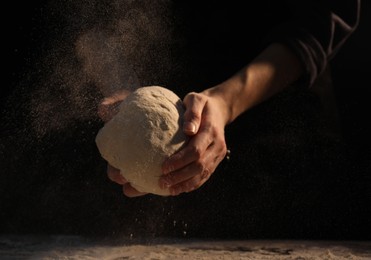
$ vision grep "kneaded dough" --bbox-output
[95,86,187,196]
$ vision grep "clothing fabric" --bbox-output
[163,1,360,94]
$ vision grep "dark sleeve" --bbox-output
[265,0,361,87]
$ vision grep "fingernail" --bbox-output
[183,121,196,134]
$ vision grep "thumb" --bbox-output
[182,92,207,136]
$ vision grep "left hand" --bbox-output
[98,89,148,197]
[159,90,229,196]
[106,164,148,197]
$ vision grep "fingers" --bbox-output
[97,99,120,122]
[162,128,212,174]
[159,132,227,195]
[98,89,131,122]
[160,160,207,189]
[106,164,148,197]
[107,164,128,185]
[169,171,210,196]
[160,92,228,196]
[183,92,207,135]
[160,160,211,195]
[160,137,227,196]
[122,183,148,197]
[162,94,214,174]
[162,98,224,175]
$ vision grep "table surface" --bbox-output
[1,235,370,259]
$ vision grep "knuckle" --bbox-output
[184,91,197,98]
[187,110,201,121]
[194,160,205,173]
[189,145,203,160]
[184,92,207,107]
[213,135,227,153]
[201,167,210,179]
[185,91,203,101]
[221,143,228,156]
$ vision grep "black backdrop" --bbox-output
[1,1,370,240]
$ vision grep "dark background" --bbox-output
[1,1,370,241]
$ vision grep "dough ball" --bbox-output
[95,86,187,196]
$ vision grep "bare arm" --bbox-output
[160,43,304,195]
[159,1,361,196]
[100,0,360,197]
[205,42,304,125]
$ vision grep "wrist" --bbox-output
[202,86,235,125]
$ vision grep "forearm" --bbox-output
[203,43,304,124]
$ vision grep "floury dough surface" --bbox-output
[95,86,187,196]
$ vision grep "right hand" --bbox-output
[160,90,229,195]
[98,89,148,197]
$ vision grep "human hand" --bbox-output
[98,89,131,123]
[159,90,229,196]
[98,89,148,197]
[106,164,148,197]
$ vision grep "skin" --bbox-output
[98,43,304,197]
